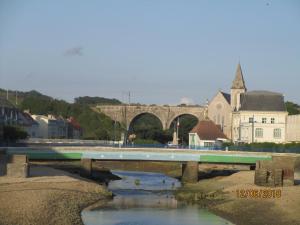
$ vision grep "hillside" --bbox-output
[74,96,121,105]
[1,89,124,140]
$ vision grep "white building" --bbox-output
[232,91,287,144]
[18,111,39,138]
[286,115,300,142]
[189,119,228,148]
[31,114,68,139]
[209,63,288,144]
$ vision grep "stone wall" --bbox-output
[286,115,300,142]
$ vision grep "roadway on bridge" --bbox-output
[5,146,277,164]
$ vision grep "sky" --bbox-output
[0,0,299,105]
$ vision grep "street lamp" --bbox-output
[251,115,257,143]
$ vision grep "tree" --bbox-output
[3,126,28,142]
[285,101,300,115]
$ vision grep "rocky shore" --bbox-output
[176,170,300,225]
[0,166,112,225]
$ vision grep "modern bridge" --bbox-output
[5,146,279,182]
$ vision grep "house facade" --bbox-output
[208,91,232,139]
[0,98,19,126]
[18,111,39,138]
[208,63,289,144]
[231,92,287,144]
[31,114,82,139]
[31,114,68,139]
[286,115,300,142]
[189,119,228,148]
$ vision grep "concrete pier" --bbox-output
[6,154,29,178]
[0,148,7,176]
[255,155,297,186]
[182,161,199,183]
[80,158,92,177]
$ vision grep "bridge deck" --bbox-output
[5,146,277,164]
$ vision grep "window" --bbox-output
[262,118,267,123]
[271,118,275,124]
[249,117,254,123]
[204,142,213,147]
[255,128,263,138]
[274,128,281,138]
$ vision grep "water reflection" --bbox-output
[82,171,233,225]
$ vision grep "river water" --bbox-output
[82,171,233,225]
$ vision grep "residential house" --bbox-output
[189,119,228,148]
[67,117,83,139]
[31,114,68,139]
[18,111,39,138]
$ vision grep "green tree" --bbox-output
[285,101,300,115]
[3,126,28,142]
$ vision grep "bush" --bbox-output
[226,142,300,153]
[3,126,28,142]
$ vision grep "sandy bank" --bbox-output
[176,171,300,225]
[0,165,112,225]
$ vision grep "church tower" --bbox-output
[231,63,247,111]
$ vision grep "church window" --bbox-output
[274,129,281,138]
[255,128,263,138]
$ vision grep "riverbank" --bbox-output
[0,165,112,225]
[176,170,300,225]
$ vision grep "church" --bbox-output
[208,63,288,144]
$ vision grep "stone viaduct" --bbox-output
[93,105,205,130]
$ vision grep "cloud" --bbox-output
[179,97,195,105]
[64,47,83,56]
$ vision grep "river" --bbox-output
[81,171,233,225]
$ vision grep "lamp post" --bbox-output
[176,117,180,145]
[251,115,255,143]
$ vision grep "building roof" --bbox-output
[220,92,231,104]
[190,119,228,140]
[19,111,39,126]
[0,97,15,108]
[68,117,82,129]
[231,63,247,90]
[240,90,286,111]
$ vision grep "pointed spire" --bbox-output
[231,63,246,90]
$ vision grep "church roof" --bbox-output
[240,91,286,111]
[231,63,246,90]
[190,119,228,140]
[220,92,231,104]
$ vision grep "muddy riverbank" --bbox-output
[0,166,112,225]
[176,170,300,225]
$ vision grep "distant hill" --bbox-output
[74,96,122,105]
[0,88,124,140]
[0,89,52,106]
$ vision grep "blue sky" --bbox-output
[0,0,299,105]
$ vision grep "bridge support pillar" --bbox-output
[81,158,92,177]
[182,161,199,183]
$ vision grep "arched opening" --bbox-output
[128,113,171,144]
[168,114,199,146]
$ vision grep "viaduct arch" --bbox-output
[93,105,205,130]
